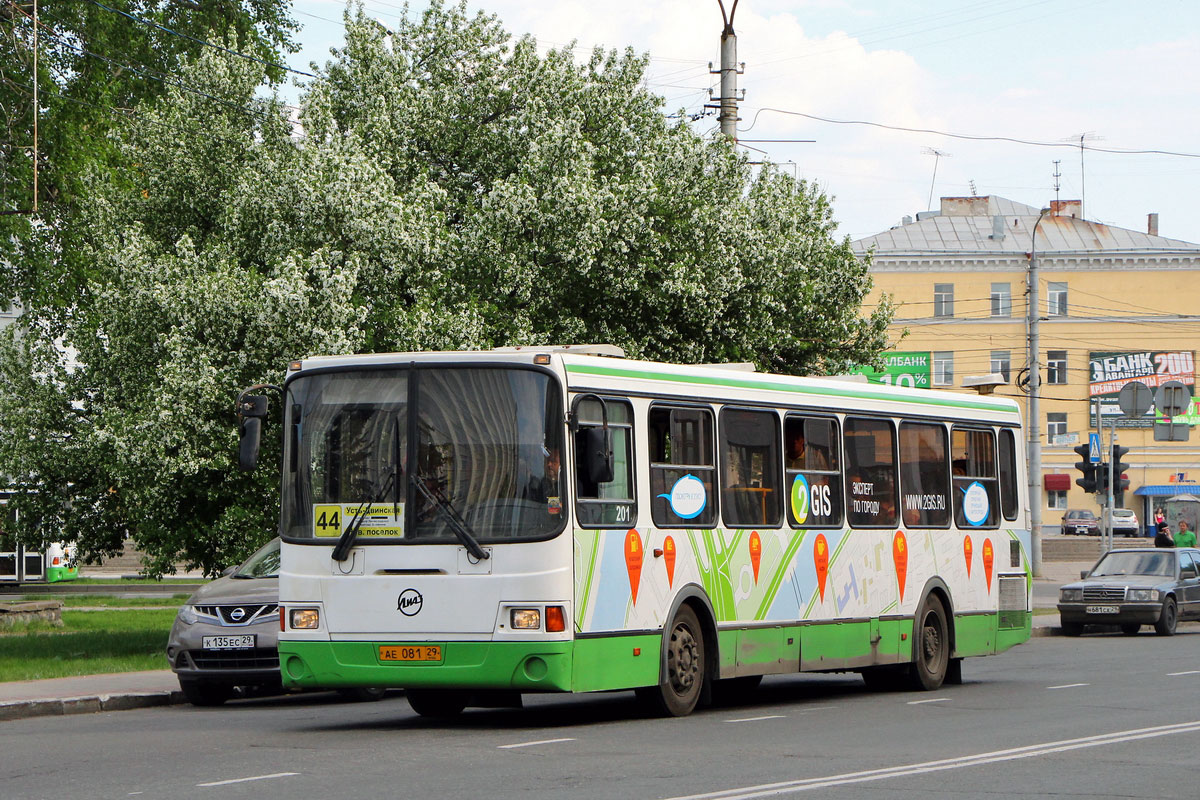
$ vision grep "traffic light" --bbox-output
[1096,466,1110,498]
[1073,444,1098,493]
[1112,444,1131,505]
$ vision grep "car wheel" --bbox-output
[1154,597,1178,637]
[179,679,233,707]
[407,689,468,718]
[1060,621,1084,636]
[337,687,387,702]
[909,594,950,691]
[1120,623,1141,636]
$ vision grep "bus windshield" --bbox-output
[281,366,566,543]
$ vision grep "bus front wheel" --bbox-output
[910,594,949,691]
[639,605,706,717]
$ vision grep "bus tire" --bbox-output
[641,605,706,717]
[407,689,468,718]
[909,594,949,691]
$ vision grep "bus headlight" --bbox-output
[1059,588,1083,602]
[290,608,320,629]
[510,609,542,630]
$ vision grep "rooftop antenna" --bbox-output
[1060,133,1103,217]
[968,179,978,197]
[1052,160,1061,206]
[922,147,952,211]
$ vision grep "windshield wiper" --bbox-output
[411,472,489,561]
[332,468,397,563]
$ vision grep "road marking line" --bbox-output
[906,698,948,705]
[196,772,299,787]
[498,738,576,749]
[1168,670,1200,676]
[1046,683,1089,689]
[795,705,837,713]
[727,715,786,722]
[654,719,1200,800]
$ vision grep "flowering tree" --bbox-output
[0,1,891,575]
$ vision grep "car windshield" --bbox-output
[233,538,280,578]
[280,366,565,543]
[1113,510,1134,518]
[1090,551,1174,578]
[1069,511,1095,520]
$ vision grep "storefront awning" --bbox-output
[1134,484,1200,496]
[1044,473,1072,491]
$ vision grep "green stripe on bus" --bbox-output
[564,363,1017,413]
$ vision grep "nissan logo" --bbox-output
[230,607,246,621]
[397,589,423,616]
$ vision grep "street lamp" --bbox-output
[1027,206,1051,577]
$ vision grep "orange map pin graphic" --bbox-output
[982,538,994,593]
[893,530,908,601]
[663,535,677,588]
[963,535,973,578]
[625,529,644,605]
[749,531,762,584]
[814,533,829,602]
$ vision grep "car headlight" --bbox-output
[176,605,199,625]
[1060,588,1083,602]
[1128,589,1154,602]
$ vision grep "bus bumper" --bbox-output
[279,640,574,692]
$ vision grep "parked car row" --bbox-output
[166,538,385,706]
[1059,508,1141,537]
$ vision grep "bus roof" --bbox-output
[290,348,1022,422]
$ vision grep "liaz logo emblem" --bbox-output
[397,589,423,616]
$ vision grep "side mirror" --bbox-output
[236,394,269,472]
[221,565,238,577]
[1080,570,1089,580]
[582,427,614,485]
[1182,567,1197,580]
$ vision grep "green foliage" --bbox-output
[0,1,891,576]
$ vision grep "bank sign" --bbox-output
[850,352,930,388]
[1089,350,1195,427]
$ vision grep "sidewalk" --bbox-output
[0,670,184,722]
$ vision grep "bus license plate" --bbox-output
[1085,605,1119,614]
[203,634,256,649]
[379,645,442,662]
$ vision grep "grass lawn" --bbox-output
[0,609,176,682]
[15,595,189,608]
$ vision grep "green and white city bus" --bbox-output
[237,346,1031,717]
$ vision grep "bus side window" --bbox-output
[573,397,636,528]
[720,408,781,529]
[649,405,717,528]
[844,417,898,528]
[784,415,842,528]
[951,427,999,529]
[898,422,951,528]
[998,428,1018,521]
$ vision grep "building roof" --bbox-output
[851,195,1200,257]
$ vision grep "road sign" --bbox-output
[1118,380,1153,418]
[1157,380,1191,417]
[1088,432,1101,463]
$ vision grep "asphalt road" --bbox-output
[4,632,1199,800]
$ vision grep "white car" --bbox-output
[1111,509,1141,538]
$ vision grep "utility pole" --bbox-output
[1027,206,1051,577]
[710,1,743,141]
[32,0,38,212]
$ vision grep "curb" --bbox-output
[0,690,186,722]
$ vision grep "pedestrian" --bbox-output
[1174,520,1196,548]
[1154,523,1174,548]
[1154,506,1166,531]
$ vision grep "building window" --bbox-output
[1046,350,1068,384]
[990,283,1011,318]
[1047,282,1068,317]
[990,350,1011,382]
[933,351,954,386]
[1047,413,1067,444]
[1048,490,1067,510]
[934,284,954,318]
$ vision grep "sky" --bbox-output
[280,0,1200,245]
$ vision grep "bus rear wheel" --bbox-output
[639,605,706,717]
[407,689,468,718]
[910,594,949,691]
